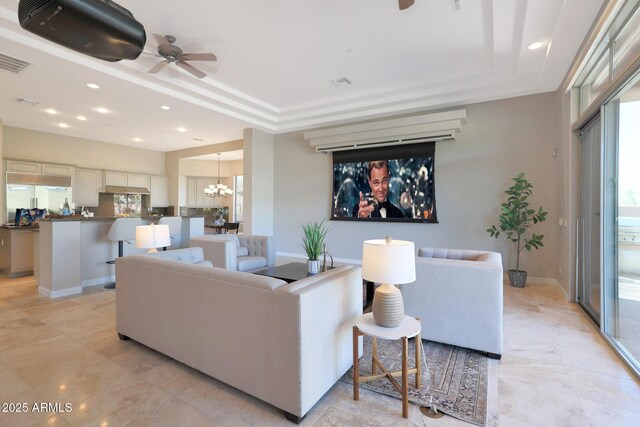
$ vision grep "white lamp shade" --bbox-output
[136,224,171,249]
[362,238,416,284]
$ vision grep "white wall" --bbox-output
[274,92,562,279]
[244,128,274,235]
[0,121,4,224]
[179,159,234,177]
[3,126,165,174]
[165,140,243,209]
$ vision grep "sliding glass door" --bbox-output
[578,117,602,322]
[602,72,640,370]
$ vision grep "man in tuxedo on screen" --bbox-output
[352,160,405,219]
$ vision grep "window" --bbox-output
[572,0,640,117]
[114,194,142,217]
[233,175,243,222]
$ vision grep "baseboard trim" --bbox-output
[39,286,82,298]
[503,274,569,299]
[81,276,115,287]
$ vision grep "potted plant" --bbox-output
[487,172,547,287]
[301,220,329,274]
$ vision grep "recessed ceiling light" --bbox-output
[96,107,109,114]
[46,108,58,115]
[77,115,87,121]
[528,42,544,50]
[58,122,69,128]
[86,83,100,89]
[160,105,171,110]
[133,137,142,142]
[177,127,187,132]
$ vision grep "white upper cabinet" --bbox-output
[42,163,75,177]
[127,173,149,188]
[150,175,169,207]
[104,171,128,186]
[73,169,101,207]
[104,171,149,188]
[6,160,42,174]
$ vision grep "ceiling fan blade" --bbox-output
[182,53,217,62]
[399,0,415,10]
[176,60,206,79]
[148,60,169,74]
[152,33,168,46]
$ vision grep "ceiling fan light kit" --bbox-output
[148,34,217,79]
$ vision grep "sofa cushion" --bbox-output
[195,260,214,267]
[236,246,249,257]
[146,247,205,263]
[237,256,267,272]
[418,247,487,261]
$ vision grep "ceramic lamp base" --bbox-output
[372,283,404,327]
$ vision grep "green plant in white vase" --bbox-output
[301,220,329,274]
[487,172,547,287]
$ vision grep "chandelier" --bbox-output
[204,153,233,198]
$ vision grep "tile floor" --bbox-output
[0,274,639,427]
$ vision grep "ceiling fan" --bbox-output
[147,34,217,79]
[399,0,415,10]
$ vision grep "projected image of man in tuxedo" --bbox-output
[353,160,405,219]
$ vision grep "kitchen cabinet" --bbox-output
[0,228,35,278]
[105,171,149,188]
[104,171,127,186]
[150,175,169,207]
[6,160,41,174]
[42,163,75,177]
[127,173,149,188]
[186,177,217,208]
[73,168,101,207]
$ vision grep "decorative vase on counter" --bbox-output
[308,259,320,274]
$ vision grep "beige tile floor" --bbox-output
[1,274,639,427]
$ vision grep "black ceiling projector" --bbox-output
[18,0,146,62]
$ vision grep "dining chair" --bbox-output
[223,222,240,234]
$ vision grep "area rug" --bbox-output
[341,335,488,426]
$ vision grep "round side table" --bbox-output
[352,312,422,418]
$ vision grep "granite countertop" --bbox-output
[1,224,40,229]
[41,215,205,222]
[42,216,118,222]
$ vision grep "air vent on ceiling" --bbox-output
[330,76,353,87]
[16,97,40,106]
[0,53,32,73]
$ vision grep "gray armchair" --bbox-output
[189,234,275,272]
[399,247,504,359]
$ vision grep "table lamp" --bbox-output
[362,237,416,327]
[135,224,171,253]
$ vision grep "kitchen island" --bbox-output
[35,216,204,298]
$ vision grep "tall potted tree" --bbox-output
[301,220,329,274]
[487,173,548,287]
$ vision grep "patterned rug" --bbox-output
[341,335,488,426]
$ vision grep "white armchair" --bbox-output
[399,247,504,359]
[189,234,275,272]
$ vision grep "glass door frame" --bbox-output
[599,68,640,375]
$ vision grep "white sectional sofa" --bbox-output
[115,254,362,423]
[145,246,212,266]
[399,247,504,358]
[190,234,276,272]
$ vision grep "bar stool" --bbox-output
[104,217,142,289]
[158,216,182,249]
